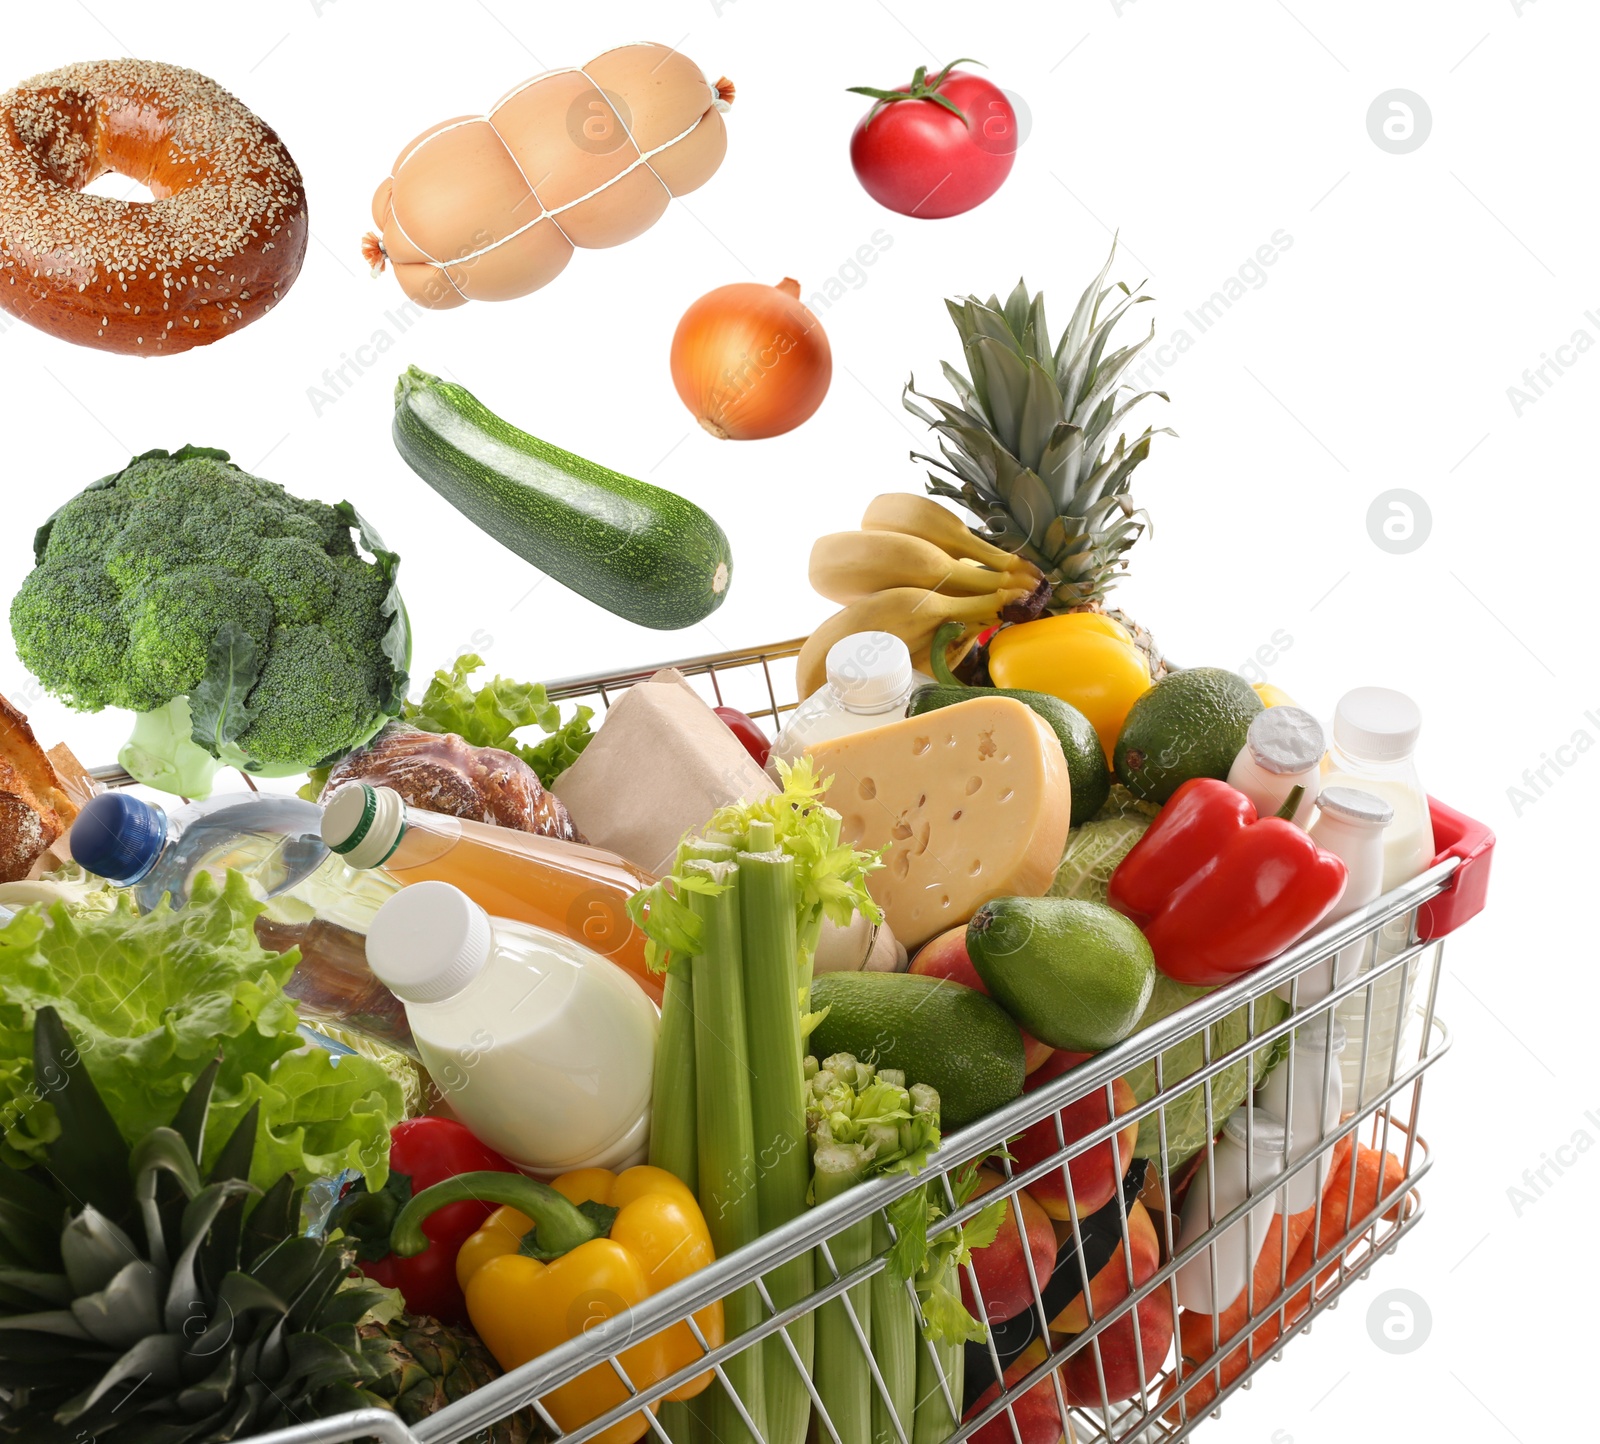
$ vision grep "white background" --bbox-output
[2,1,1593,1440]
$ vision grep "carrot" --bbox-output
[1161,1140,1406,1422]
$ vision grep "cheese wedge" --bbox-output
[806,696,1071,950]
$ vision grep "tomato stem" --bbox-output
[846,57,987,125]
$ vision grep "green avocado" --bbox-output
[912,622,1111,825]
[808,972,1025,1128]
[1113,666,1263,804]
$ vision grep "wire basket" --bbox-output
[223,637,1492,1444]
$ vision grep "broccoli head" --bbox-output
[10,446,410,798]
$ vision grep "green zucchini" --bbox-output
[391,366,733,630]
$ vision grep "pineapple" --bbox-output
[904,242,1172,675]
[0,1006,538,1444]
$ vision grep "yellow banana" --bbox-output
[809,530,1029,605]
[795,585,1030,701]
[860,493,1036,577]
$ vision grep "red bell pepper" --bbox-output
[329,1117,518,1325]
[1108,779,1347,986]
[714,706,771,767]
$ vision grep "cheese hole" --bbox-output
[892,851,911,879]
[951,809,962,822]
[912,736,931,756]
[916,794,927,809]
[891,821,913,840]
[940,893,951,907]
[999,788,1015,803]
[965,776,982,795]
[858,778,876,801]
[915,823,931,855]
[968,859,982,876]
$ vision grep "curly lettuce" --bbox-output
[0,869,401,1190]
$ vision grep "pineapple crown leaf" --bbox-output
[35,1005,132,1227]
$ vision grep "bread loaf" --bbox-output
[0,694,79,882]
[320,722,581,841]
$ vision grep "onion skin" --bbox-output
[670,277,832,440]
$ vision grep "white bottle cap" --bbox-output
[366,880,493,1004]
[1246,706,1324,775]
[1316,785,1394,828]
[826,631,914,712]
[322,783,408,869]
[1222,1108,1288,1154]
[1333,687,1422,762]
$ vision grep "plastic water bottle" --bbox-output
[769,630,921,770]
[69,789,329,911]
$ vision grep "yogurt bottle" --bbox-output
[1227,706,1324,827]
[1281,786,1393,1006]
[1257,1015,1346,1211]
[365,880,658,1175]
[1175,1109,1289,1314]
[769,631,919,771]
[1323,689,1436,1110]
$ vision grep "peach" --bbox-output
[1008,1050,1140,1220]
[910,925,1054,1072]
[961,1167,1058,1325]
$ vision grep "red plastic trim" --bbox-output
[1417,796,1495,941]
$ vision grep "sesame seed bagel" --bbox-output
[0,58,307,355]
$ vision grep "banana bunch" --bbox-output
[798,494,1041,699]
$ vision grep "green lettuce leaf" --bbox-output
[404,652,593,787]
[0,869,400,1190]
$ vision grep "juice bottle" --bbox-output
[320,783,663,1004]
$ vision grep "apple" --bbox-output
[1009,1050,1140,1221]
[961,1167,1058,1324]
[964,1338,1065,1444]
[910,925,1053,1072]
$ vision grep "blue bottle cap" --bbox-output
[69,791,169,885]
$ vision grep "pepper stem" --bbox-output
[389,1171,611,1262]
[930,620,967,687]
[1274,785,1307,822]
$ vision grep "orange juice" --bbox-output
[321,783,663,1004]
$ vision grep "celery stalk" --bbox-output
[814,1143,876,1444]
[686,861,766,1444]
[650,964,698,1194]
[738,837,815,1444]
[870,1212,916,1444]
[911,1259,965,1444]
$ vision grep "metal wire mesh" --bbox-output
[205,639,1457,1444]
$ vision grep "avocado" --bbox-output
[914,621,1112,825]
[966,895,1156,1052]
[1114,666,1263,804]
[808,972,1026,1127]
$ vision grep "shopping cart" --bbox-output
[217,637,1493,1444]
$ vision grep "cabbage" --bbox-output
[1050,789,1157,905]
[1125,974,1291,1171]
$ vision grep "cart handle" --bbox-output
[1418,796,1495,941]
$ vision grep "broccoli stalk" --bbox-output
[10,447,410,798]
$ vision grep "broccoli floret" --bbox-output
[123,568,275,710]
[10,561,131,710]
[8,445,409,798]
[232,627,387,771]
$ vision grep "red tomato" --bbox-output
[848,62,1017,218]
[714,706,771,767]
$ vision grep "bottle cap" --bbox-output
[1316,785,1393,828]
[321,783,407,869]
[1333,687,1422,762]
[69,791,169,885]
[1222,1107,1288,1153]
[826,631,914,712]
[1246,706,1325,776]
[366,880,493,1005]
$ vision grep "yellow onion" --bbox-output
[670,277,832,439]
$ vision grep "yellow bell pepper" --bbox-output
[392,1164,724,1444]
[987,613,1152,763]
